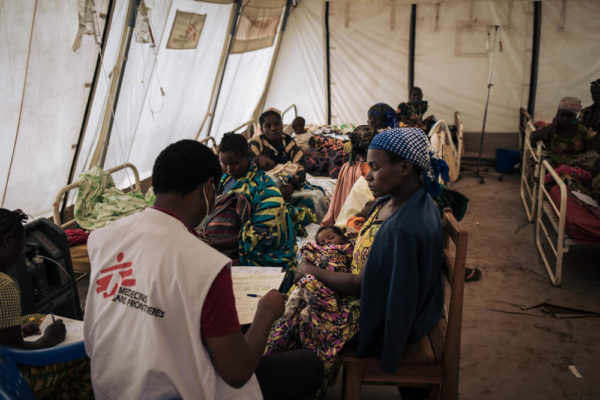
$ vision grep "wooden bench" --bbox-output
[340,210,467,400]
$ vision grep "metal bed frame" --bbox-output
[520,120,544,223]
[535,159,576,287]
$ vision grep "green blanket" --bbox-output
[74,167,152,230]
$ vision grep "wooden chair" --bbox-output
[340,210,467,400]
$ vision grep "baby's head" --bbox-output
[316,225,346,246]
[292,116,306,134]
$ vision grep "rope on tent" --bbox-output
[125,0,172,165]
[1,0,38,208]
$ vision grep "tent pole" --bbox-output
[255,0,293,121]
[89,0,140,169]
[325,1,331,125]
[195,0,241,141]
[1,0,38,208]
[408,4,416,95]
[527,1,542,117]
[62,0,115,219]
[204,0,243,140]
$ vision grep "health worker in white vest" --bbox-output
[84,140,323,400]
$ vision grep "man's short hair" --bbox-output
[152,140,222,195]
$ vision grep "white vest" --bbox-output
[84,208,262,400]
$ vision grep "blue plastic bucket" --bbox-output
[495,148,520,174]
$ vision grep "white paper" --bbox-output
[24,314,84,346]
[231,266,286,325]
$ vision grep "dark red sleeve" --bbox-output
[201,266,241,339]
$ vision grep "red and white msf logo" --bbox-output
[95,252,136,298]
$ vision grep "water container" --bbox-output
[495,148,520,174]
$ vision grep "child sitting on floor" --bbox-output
[265,225,356,390]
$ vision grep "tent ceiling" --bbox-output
[1,0,599,217]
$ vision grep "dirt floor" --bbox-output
[326,170,600,400]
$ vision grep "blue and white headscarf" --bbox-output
[369,128,449,196]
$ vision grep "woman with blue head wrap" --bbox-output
[296,127,447,377]
[367,103,398,131]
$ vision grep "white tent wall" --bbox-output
[329,0,410,126]
[262,0,326,126]
[535,0,600,123]
[209,45,276,141]
[414,1,532,134]
[94,0,233,186]
[73,0,130,182]
[1,0,109,217]
[0,0,34,209]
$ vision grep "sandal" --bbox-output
[464,267,481,282]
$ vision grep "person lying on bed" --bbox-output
[295,128,448,397]
[321,125,376,226]
[367,102,398,132]
[397,87,437,132]
[249,110,305,200]
[531,97,593,165]
[199,133,296,288]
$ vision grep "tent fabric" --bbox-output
[329,1,411,126]
[209,2,286,142]
[85,0,233,189]
[263,0,326,125]
[1,0,109,217]
[2,0,600,219]
[535,0,600,124]
[414,0,532,134]
[230,2,285,54]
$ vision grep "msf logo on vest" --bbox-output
[95,252,135,298]
[95,252,166,318]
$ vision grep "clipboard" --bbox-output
[231,266,287,325]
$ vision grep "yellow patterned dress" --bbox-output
[264,203,384,395]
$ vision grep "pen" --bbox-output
[246,294,262,298]
[50,312,56,323]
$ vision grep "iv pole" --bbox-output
[476,25,501,184]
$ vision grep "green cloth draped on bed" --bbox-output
[219,164,297,278]
[74,167,151,230]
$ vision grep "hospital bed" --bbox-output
[536,159,600,287]
[52,163,144,274]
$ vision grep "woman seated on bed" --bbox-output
[531,97,594,165]
[249,110,305,200]
[321,125,376,226]
[397,87,437,132]
[293,127,448,392]
[199,133,296,282]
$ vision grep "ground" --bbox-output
[326,170,600,400]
